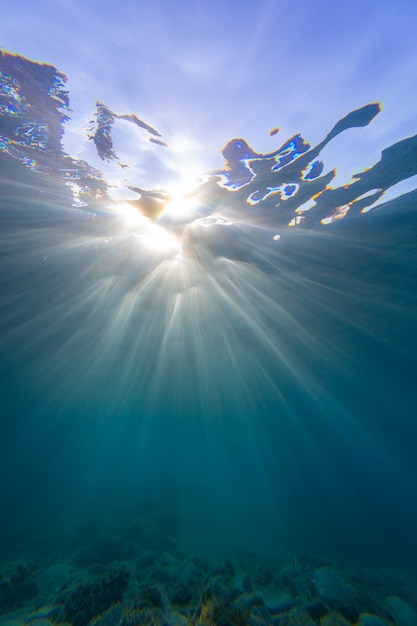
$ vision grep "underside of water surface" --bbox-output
[1,48,417,626]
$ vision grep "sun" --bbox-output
[136,223,180,254]
[108,201,181,254]
[107,134,216,252]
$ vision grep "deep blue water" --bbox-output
[2,189,417,566]
[1,49,417,624]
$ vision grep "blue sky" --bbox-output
[2,0,417,196]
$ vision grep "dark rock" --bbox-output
[150,568,173,585]
[171,580,198,607]
[253,564,274,588]
[285,608,315,625]
[73,533,128,567]
[242,574,254,594]
[203,575,229,602]
[121,606,164,626]
[384,595,417,626]
[0,561,38,613]
[211,559,235,583]
[235,593,266,611]
[251,604,273,625]
[139,584,167,610]
[162,613,188,626]
[169,562,203,607]
[261,590,294,615]
[49,604,67,622]
[320,614,351,625]
[88,563,110,576]
[304,599,329,620]
[91,603,123,626]
[313,566,361,622]
[61,565,130,626]
[178,561,203,583]
[137,552,157,571]
[24,604,65,623]
[196,595,251,626]
[275,568,309,598]
[357,613,389,626]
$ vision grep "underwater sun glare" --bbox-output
[110,202,181,253]
[136,224,180,254]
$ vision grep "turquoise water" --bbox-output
[1,49,417,624]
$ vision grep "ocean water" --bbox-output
[1,48,417,625]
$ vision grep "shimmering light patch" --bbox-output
[47,73,69,107]
[321,205,350,225]
[247,188,277,205]
[111,202,150,227]
[352,189,384,213]
[65,182,89,208]
[215,162,255,190]
[136,224,180,254]
[295,198,316,214]
[302,160,324,180]
[288,215,306,227]
[109,201,180,253]
[271,135,310,171]
[282,184,299,198]
[14,121,49,150]
[0,70,27,116]
[0,134,46,172]
[214,139,257,189]
[195,216,233,227]
[162,196,200,221]
[168,168,205,201]
[247,183,300,206]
